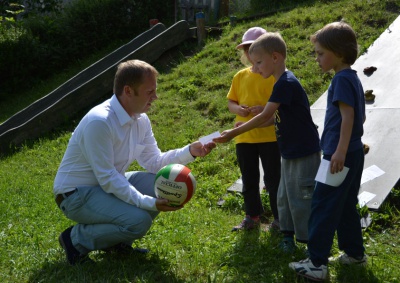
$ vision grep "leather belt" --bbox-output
[55,189,77,208]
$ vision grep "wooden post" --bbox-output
[196,12,206,45]
[230,15,237,27]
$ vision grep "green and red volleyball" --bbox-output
[154,164,197,207]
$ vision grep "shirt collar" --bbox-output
[110,94,138,126]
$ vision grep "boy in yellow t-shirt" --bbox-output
[228,27,281,231]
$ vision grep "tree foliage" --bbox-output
[0,0,175,99]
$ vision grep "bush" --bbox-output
[0,0,175,99]
[0,24,45,96]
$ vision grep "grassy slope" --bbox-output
[1,0,400,282]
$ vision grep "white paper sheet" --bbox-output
[358,191,376,207]
[199,131,221,145]
[315,158,349,187]
[361,165,385,185]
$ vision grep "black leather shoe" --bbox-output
[59,226,93,265]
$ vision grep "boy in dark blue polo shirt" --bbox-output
[289,21,366,282]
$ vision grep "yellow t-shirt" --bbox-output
[227,67,276,144]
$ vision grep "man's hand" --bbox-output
[155,198,183,211]
[189,141,216,157]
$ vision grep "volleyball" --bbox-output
[154,164,197,207]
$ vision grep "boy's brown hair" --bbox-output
[310,21,358,65]
[249,32,287,59]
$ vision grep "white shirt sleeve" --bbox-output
[135,115,195,173]
[80,119,158,211]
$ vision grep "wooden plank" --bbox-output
[0,21,191,154]
[0,23,166,134]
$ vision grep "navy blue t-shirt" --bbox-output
[269,71,320,159]
[321,69,365,155]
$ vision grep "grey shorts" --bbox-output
[277,151,321,242]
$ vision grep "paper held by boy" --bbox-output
[310,15,400,210]
[315,159,350,187]
[315,160,386,208]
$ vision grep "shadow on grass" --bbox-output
[335,264,379,283]
[220,228,305,282]
[28,251,186,283]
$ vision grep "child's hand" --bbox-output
[237,105,250,117]
[213,129,234,143]
[330,151,346,174]
[248,105,264,115]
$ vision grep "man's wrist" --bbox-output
[189,145,196,159]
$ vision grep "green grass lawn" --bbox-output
[1,0,400,282]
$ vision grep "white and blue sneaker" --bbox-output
[336,253,367,267]
[289,258,327,281]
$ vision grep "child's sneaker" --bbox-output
[270,219,280,230]
[289,258,327,281]
[264,218,280,232]
[232,215,260,231]
[279,238,296,253]
[337,253,367,267]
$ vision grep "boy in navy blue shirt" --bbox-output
[289,21,367,282]
[214,32,321,252]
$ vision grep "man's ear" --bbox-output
[123,85,132,97]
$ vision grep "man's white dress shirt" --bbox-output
[54,95,194,211]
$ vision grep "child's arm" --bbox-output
[258,115,275,127]
[214,102,279,143]
[235,115,274,128]
[228,99,250,117]
[331,101,354,174]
